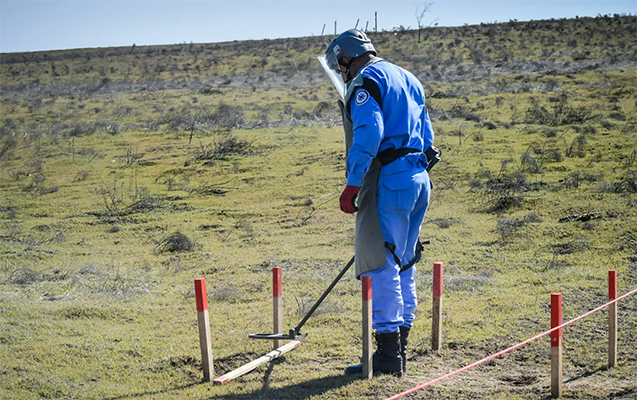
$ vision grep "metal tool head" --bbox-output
[249,329,303,341]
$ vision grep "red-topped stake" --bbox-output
[362,276,373,379]
[609,270,617,300]
[363,275,372,301]
[608,270,618,367]
[432,262,444,351]
[195,278,214,382]
[433,262,443,298]
[551,294,563,347]
[195,278,208,312]
[273,267,283,349]
[551,293,562,398]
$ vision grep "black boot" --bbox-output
[399,326,410,373]
[345,332,403,377]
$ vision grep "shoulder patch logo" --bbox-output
[355,89,369,106]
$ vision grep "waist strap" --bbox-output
[377,147,421,166]
[377,146,441,172]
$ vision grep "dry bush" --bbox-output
[71,264,154,299]
[561,170,603,189]
[600,170,637,194]
[525,95,592,126]
[427,217,458,229]
[476,169,531,213]
[7,267,70,285]
[520,152,543,173]
[156,231,193,253]
[192,128,253,162]
[202,102,245,129]
[0,135,17,161]
[7,268,43,284]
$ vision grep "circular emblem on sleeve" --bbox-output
[355,89,369,106]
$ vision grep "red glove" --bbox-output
[339,185,360,214]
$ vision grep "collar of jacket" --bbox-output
[344,57,384,104]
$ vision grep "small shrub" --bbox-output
[202,102,245,128]
[75,171,90,181]
[292,110,310,120]
[566,135,587,158]
[312,101,331,117]
[106,123,121,135]
[166,115,188,131]
[72,264,153,298]
[8,268,42,285]
[192,128,252,162]
[478,170,531,213]
[124,194,168,214]
[608,112,626,121]
[448,105,481,122]
[562,170,603,189]
[105,225,120,233]
[0,136,17,161]
[619,150,636,169]
[525,95,592,126]
[429,218,457,228]
[67,122,97,137]
[521,152,543,173]
[0,206,17,220]
[156,231,193,253]
[602,170,637,194]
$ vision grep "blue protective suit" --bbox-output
[346,60,434,334]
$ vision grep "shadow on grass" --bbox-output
[537,365,631,400]
[563,364,610,384]
[210,358,360,400]
[101,356,359,400]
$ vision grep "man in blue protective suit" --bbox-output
[323,29,436,377]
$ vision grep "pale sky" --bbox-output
[0,0,635,53]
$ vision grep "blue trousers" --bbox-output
[361,154,431,334]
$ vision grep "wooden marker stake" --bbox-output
[362,276,373,379]
[213,341,301,385]
[608,270,618,368]
[195,278,214,382]
[551,293,563,398]
[432,262,443,352]
[273,267,283,349]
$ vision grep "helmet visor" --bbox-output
[317,54,345,99]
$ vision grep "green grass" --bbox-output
[1,14,637,400]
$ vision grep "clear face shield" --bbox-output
[317,54,346,100]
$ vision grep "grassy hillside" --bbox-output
[1,15,636,400]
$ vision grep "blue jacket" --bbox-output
[346,60,434,186]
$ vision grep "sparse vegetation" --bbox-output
[1,14,636,400]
